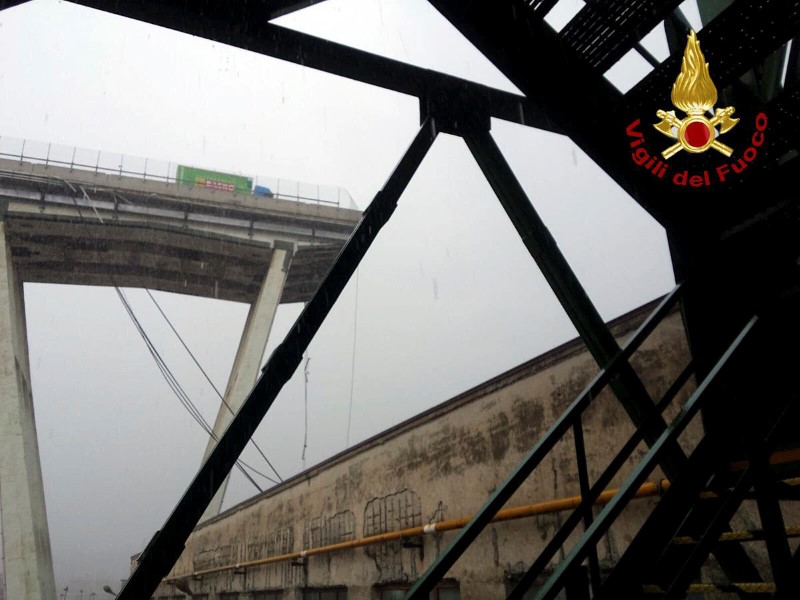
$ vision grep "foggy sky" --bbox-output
[0,0,701,595]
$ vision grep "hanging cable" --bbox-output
[345,269,359,448]
[144,289,283,482]
[115,288,275,489]
[67,189,276,490]
[302,356,310,467]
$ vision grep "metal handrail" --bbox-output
[533,315,762,600]
[0,135,356,209]
[406,282,687,598]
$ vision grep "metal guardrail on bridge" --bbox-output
[0,135,357,209]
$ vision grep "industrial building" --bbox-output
[151,301,706,599]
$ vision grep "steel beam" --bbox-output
[428,0,800,234]
[506,359,696,600]
[263,0,329,20]
[661,467,758,600]
[406,285,685,599]
[572,419,602,596]
[774,537,800,600]
[559,0,683,72]
[199,247,291,521]
[67,1,561,134]
[0,1,29,10]
[425,0,667,224]
[629,0,800,113]
[463,128,685,475]
[599,398,798,600]
[754,454,794,592]
[536,316,761,600]
[116,118,438,600]
[4,0,329,19]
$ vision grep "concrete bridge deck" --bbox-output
[0,157,362,303]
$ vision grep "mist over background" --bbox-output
[0,0,703,594]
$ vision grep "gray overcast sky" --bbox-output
[0,0,703,595]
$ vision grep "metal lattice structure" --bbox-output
[2,1,798,598]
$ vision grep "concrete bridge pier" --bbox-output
[0,220,57,600]
[199,244,293,522]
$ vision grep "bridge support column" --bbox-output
[199,245,292,521]
[0,221,56,600]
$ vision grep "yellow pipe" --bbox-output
[643,582,777,594]
[168,467,800,582]
[729,448,800,472]
[174,479,671,580]
[165,468,800,583]
[673,526,800,545]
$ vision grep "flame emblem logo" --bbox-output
[653,30,739,159]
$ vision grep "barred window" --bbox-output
[378,581,460,600]
[302,587,348,600]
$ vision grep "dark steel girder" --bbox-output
[582,299,800,600]
[65,0,563,134]
[428,0,800,236]
[116,117,439,600]
[462,127,686,478]
[597,402,800,600]
[406,286,687,599]
[534,315,766,600]
[753,456,795,593]
[775,539,800,600]
[420,4,796,597]
[559,0,684,73]
[627,0,800,113]
[529,0,559,18]
[0,0,28,10]
[261,0,329,21]
[1,1,330,22]
[426,0,666,221]
[507,358,697,600]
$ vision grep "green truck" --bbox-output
[176,165,254,195]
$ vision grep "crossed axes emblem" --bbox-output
[653,106,739,159]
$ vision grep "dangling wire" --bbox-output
[345,268,359,448]
[144,289,282,482]
[302,355,311,469]
[114,287,273,489]
[64,184,284,506]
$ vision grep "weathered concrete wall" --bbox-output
[151,301,705,600]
